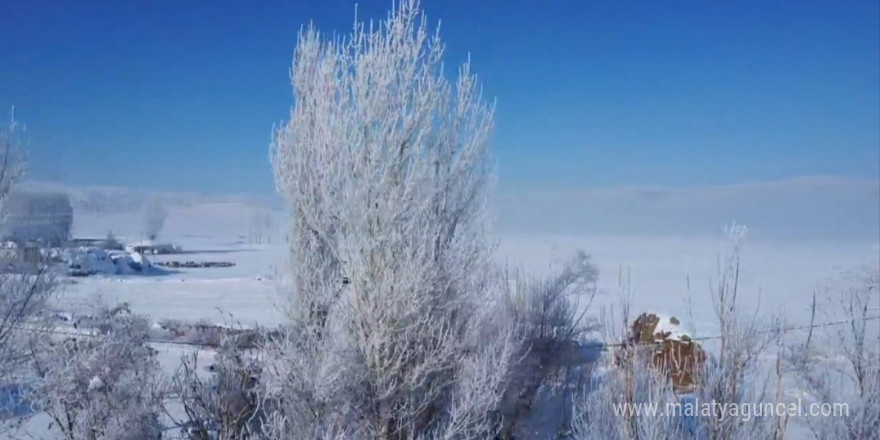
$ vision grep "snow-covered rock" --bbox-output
[87,376,105,392]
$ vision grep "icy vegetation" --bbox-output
[1,1,878,439]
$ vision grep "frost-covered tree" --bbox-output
[0,109,26,220]
[26,301,167,440]
[142,197,167,241]
[266,0,520,438]
[0,112,56,423]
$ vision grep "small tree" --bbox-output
[0,115,71,247]
[248,210,263,245]
[0,111,56,426]
[790,266,880,440]
[0,109,26,221]
[498,251,599,438]
[172,337,268,439]
[693,224,781,440]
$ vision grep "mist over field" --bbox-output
[495,176,879,243]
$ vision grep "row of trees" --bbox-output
[1,1,876,439]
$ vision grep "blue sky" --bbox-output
[2,0,878,196]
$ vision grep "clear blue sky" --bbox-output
[2,0,878,195]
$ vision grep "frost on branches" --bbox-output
[266,0,520,438]
[26,302,167,440]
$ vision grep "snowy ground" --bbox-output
[3,182,878,439]
[54,246,288,327]
[498,233,878,337]
[50,234,878,339]
[30,178,880,338]
[55,198,880,336]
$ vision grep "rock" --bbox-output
[87,376,105,392]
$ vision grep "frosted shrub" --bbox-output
[789,266,880,440]
[26,301,166,440]
[173,337,268,439]
[691,224,781,440]
[571,225,784,440]
[0,269,55,388]
[571,351,685,440]
[498,251,600,438]
[0,110,26,220]
[570,276,686,440]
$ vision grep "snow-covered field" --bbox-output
[4,181,878,439]
[55,224,877,339]
[13,178,869,334]
[499,233,878,336]
[47,180,877,337]
[40,180,874,351]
